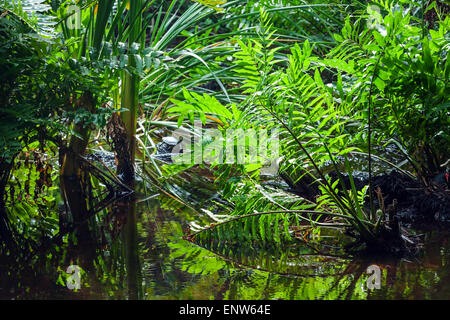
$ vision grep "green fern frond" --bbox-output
[1,0,57,38]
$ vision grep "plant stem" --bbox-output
[119,0,143,183]
[367,56,382,221]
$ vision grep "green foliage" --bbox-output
[1,0,448,257]
[2,0,450,300]
[0,0,57,37]
[0,14,64,161]
[171,3,449,251]
[169,87,234,126]
[0,11,112,162]
[6,149,60,241]
[202,1,448,250]
[328,2,450,175]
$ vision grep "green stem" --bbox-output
[120,0,143,181]
[367,56,382,221]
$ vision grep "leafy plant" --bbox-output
[178,5,433,254]
[327,1,450,177]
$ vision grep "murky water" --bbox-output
[1,183,450,300]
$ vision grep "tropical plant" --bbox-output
[0,6,107,240]
[174,3,448,253]
[329,0,450,178]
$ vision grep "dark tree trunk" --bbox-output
[0,157,14,241]
[61,92,95,177]
[60,174,90,225]
[107,113,135,185]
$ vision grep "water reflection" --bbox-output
[121,198,142,299]
[1,186,450,300]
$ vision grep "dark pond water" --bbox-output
[1,182,450,300]
[1,145,450,301]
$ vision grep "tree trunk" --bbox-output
[61,92,95,177]
[120,71,137,183]
[118,0,143,185]
[60,174,89,224]
[0,157,13,241]
[107,113,134,184]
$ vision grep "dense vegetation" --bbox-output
[0,0,449,294]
